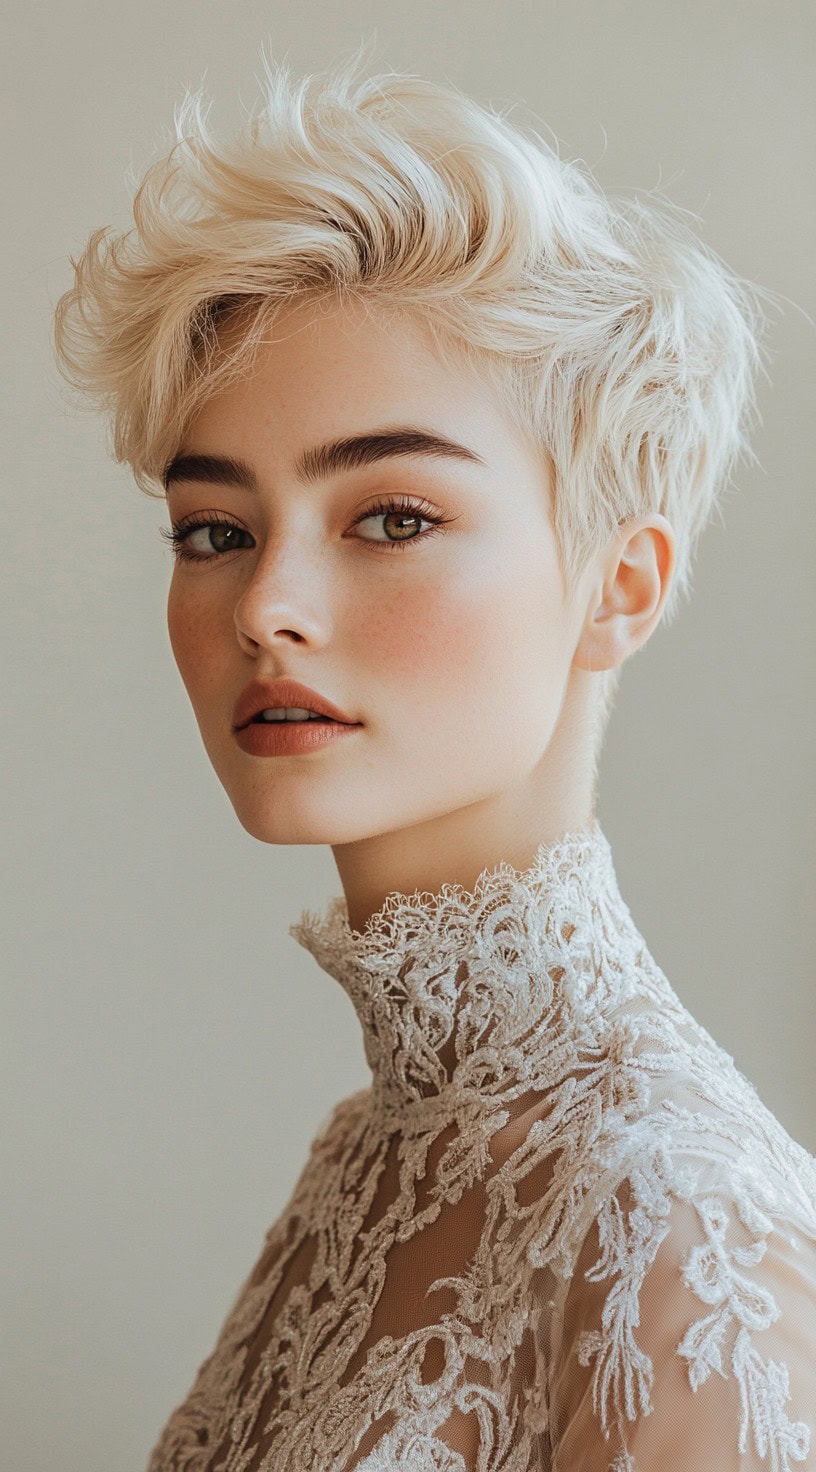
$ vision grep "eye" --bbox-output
[350,495,451,552]
[159,514,251,563]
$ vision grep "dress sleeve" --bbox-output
[546,1162,816,1472]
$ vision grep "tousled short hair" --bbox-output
[53,41,766,751]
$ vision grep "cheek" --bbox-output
[166,582,195,673]
[359,548,564,711]
[357,577,468,685]
[166,582,225,699]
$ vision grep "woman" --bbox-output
[53,46,816,1472]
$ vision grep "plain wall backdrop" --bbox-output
[2,2,814,1468]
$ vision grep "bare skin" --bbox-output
[165,294,675,934]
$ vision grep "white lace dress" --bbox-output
[145,821,816,1471]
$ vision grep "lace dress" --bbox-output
[145,820,816,1471]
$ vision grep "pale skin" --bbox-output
[165,294,676,934]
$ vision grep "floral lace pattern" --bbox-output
[145,821,816,1471]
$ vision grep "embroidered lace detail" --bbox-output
[569,1162,812,1471]
[145,822,816,1471]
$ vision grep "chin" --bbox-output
[226,795,363,848]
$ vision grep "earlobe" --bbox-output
[572,604,628,676]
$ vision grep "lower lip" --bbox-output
[233,719,363,757]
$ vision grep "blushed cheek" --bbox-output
[353,567,484,689]
[355,555,556,713]
[166,588,195,681]
[166,588,225,707]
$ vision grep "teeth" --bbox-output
[256,707,329,723]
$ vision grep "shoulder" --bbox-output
[546,1139,816,1471]
[308,1084,372,1155]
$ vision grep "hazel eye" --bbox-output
[351,496,449,552]
[160,516,250,563]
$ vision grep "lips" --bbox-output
[234,716,361,757]
[250,712,332,723]
[232,677,359,731]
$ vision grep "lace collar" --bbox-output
[289,819,645,1121]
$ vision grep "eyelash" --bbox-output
[159,496,451,564]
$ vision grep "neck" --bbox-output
[333,766,598,940]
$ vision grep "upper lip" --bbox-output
[232,678,360,730]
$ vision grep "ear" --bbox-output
[572,514,676,675]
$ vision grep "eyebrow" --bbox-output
[162,425,487,493]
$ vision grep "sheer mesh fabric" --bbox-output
[145,821,816,1471]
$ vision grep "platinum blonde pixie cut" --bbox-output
[53,43,766,749]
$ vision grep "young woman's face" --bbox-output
[165,295,593,855]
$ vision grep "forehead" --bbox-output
[187,293,541,483]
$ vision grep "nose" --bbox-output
[233,539,330,654]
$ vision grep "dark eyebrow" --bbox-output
[162,425,487,493]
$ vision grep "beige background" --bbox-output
[3,2,814,1467]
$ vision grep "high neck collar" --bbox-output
[289,820,645,1124]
